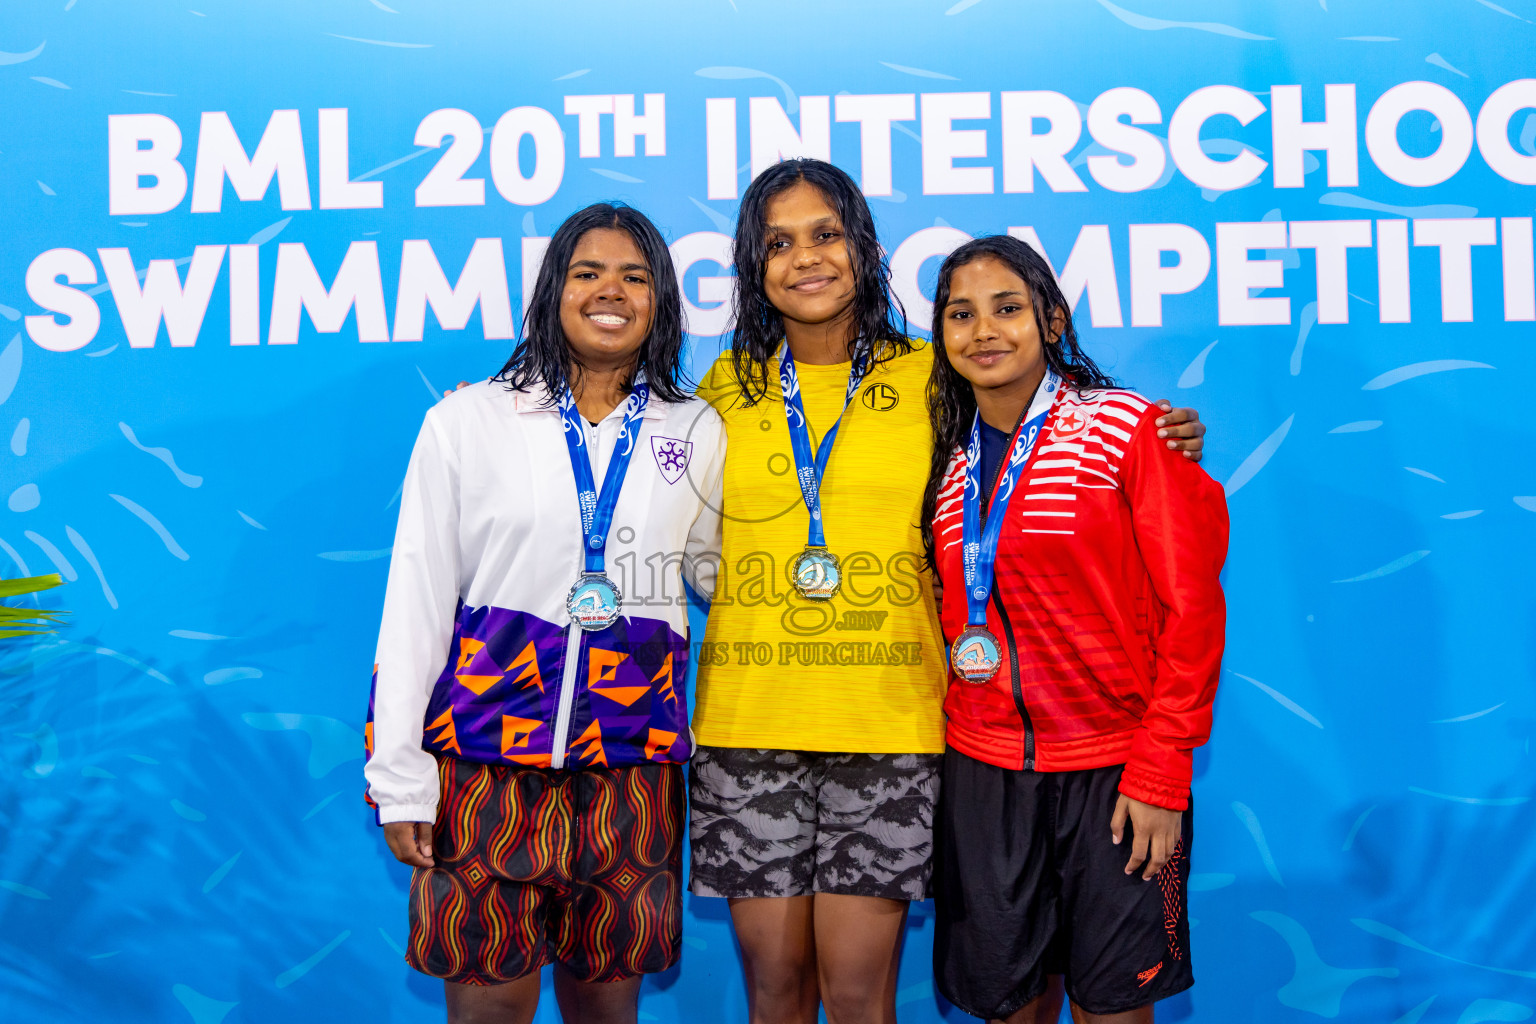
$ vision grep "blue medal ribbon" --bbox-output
[961,371,1061,628]
[779,347,870,548]
[557,376,651,574]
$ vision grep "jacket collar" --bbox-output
[508,380,669,420]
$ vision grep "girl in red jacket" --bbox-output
[921,235,1229,1024]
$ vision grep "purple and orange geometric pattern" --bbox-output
[368,602,692,776]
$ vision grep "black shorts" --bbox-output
[934,749,1194,1018]
[407,756,684,985]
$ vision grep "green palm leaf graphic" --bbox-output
[0,573,67,639]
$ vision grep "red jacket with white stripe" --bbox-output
[933,387,1229,810]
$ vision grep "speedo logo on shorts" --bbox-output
[1137,961,1163,987]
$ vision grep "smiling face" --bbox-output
[761,181,858,334]
[559,227,654,374]
[941,256,1059,400]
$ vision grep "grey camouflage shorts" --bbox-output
[687,746,941,901]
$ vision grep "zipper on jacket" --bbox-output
[989,589,1034,771]
[549,624,584,769]
[981,408,1036,772]
[550,418,602,770]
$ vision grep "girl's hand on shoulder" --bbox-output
[442,381,476,399]
[1154,400,1206,463]
[1110,793,1183,880]
[383,820,436,868]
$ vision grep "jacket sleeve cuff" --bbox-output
[1118,761,1191,811]
[375,803,438,825]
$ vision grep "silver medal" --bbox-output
[567,572,622,632]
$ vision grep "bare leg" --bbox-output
[1069,1002,1153,1024]
[992,974,1068,1023]
[551,964,643,1024]
[729,895,819,1024]
[444,974,540,1024]
[811,893,907,1024]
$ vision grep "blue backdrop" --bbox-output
[2,2,1533,1022]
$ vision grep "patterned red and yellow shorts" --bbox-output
[407,756,683,985]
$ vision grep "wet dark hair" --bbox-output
[920,234,1118,571]
[728,158,911,403]
[496,202,692,403]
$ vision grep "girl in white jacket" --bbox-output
[365,203,725,1024]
